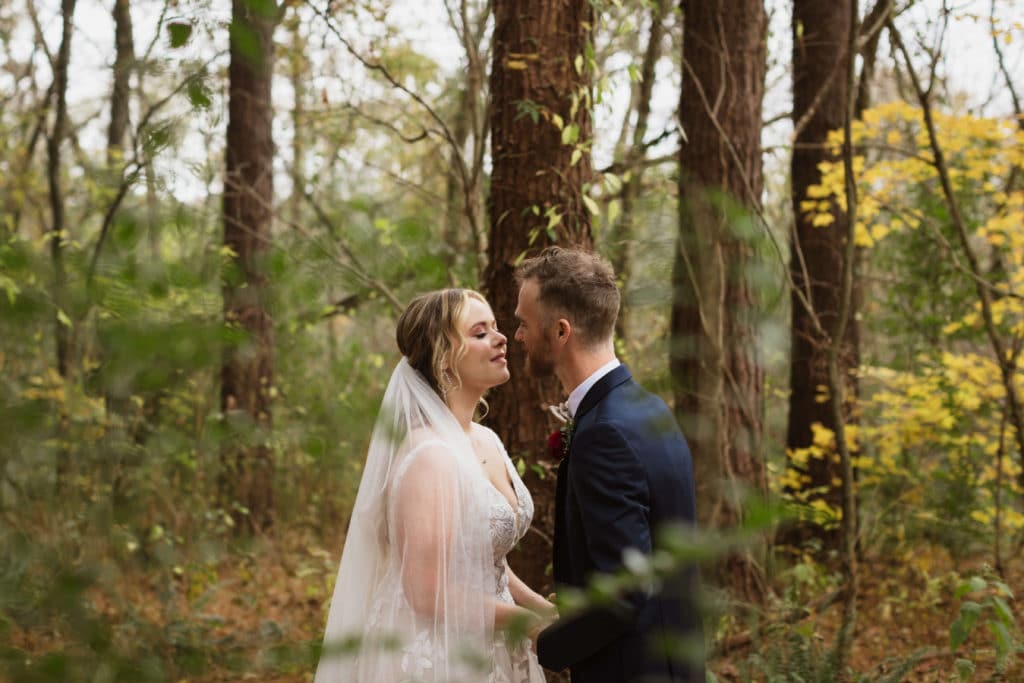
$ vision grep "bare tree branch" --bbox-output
[890,16,1024,482]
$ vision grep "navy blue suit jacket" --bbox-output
[536,365,704,683]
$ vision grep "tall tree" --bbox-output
[47,0,77,494]
[785,0,857,550]
[220,0,279,532]
[107,0,133,162]
[484,0,594,595]
[47,0,77,380]
[670,0,768,600]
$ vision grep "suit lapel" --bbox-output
[573,364,632,423]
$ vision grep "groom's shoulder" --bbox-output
[600,380,681,433]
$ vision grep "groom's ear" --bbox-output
[556,318,571,343]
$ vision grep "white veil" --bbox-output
[314,358,497,682]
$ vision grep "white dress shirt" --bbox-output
[567,358,621,418]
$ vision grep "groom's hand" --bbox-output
[528,613,556,654]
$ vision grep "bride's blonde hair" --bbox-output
[396,288,489,402]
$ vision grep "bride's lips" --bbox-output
[491,351,507,364]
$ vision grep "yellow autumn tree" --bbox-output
[785,101,1024,555]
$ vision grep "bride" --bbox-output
[314,289,554,682]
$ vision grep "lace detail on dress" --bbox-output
[369,428,543,683]
[481,429,542,683]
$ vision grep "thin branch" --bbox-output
[829,0,863,671]
[890,16,1024,482]
[302,191,405,311]
[88,54,225,281]
[990,0,1023,130]
[682,57,826,344]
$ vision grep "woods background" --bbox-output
[1,0,1023,680]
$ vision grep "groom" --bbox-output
[514,247,704,683]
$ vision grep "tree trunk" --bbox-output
[485,0,594,597]
[102,0,136,497]
[286,9,305,229]
[47,0,76,380]
[47,0,77,492]
[671,0,768,602]
[220,0,278,533]
[785,0,858,552]
[107,0,133,163]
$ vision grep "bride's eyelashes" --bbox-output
[471,326,503,340]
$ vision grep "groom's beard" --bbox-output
[523,335,556,377]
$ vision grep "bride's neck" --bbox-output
[446,386,482,434]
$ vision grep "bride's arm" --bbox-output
[394,445,548,633]
[506,563,558,618]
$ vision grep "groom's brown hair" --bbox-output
[515,246,620,348]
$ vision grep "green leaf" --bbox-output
[229,21,261,64]
[955,577,987,599]
[607,199,621,226]
[570,148,582,166]
[167,22,193,48]
[56,308,71,328]
[187,78,212,109]
[950,602,982,651]
[991,596,1016,627]
[989,620,1013,670]
[582,195,599,216]
[545,209,562,231]
[561,123,580,146]
[602,172,622,194]
[994,581,1015,599]
[954,658,975,681]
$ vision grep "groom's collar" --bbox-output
[572,363,632,421]
[567,358,620,417]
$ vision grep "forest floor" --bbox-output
[8,525,1022,682]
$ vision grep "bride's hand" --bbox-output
[527,611,556,653]
[541,592,559,618]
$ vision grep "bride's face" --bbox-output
[451,297,510,392]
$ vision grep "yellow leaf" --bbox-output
[506,60,528,70]
[812,213,836,227]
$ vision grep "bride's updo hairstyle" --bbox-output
[396,288,488,400]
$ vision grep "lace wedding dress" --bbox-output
[314,360,546,683]
[480,426,545,683]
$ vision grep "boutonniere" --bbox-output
[546,401,573,460]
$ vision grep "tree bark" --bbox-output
[220,0,279,533]
[47,0,77,493]
[107,0,133,163]
[671,0,768,601]
[47,0,77,380]
[785,0,858,552]
[485,0,594,598]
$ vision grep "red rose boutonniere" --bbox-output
[546,402,573,460]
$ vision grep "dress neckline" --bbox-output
[484,454,520,513]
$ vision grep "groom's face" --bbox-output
[514,279,557,376]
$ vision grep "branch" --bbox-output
[890,17,1024,481]
[681,57,825,344]
[302,191,405,312]
[990,0,1023,131]
[88,54,225,282]
[310,1,488,273]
